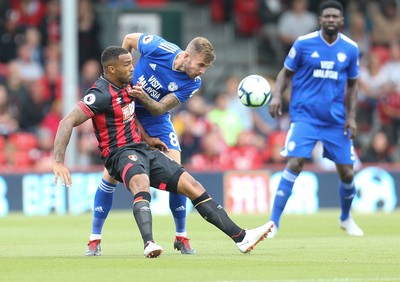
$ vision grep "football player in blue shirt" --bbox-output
[85,34,216,256]
[267,0,364,238]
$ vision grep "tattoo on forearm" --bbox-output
[54,126,72,164]
[54,106,88,163]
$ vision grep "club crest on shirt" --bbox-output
[337,52,347,63]
[83,93,96,105]
[168,82,178,92]
[128,154,138,161]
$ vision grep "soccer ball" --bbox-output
[237,75,272,108]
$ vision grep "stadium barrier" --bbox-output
[0,166,398,217]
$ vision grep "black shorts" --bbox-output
[104,142,185,193]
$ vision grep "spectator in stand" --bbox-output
[361,130,397,163]
[173,94,212,165]
[379,40,400,146]
[367,0,400,48]
[262,130,287,164]
[257,0,284,63]
[79,59,101,96]
[190,128,230,171]
[24,26,44,65]
[41,98,62,139]
[357,51,391,147]
[225,75,253,131]
[18,79,46,133]
[344,11,371,64]
[43,41,61,63]
[0,1,11,24]
[10,0,46,28]
[13,43,44,84]
[38,0,60,47]
[0,85,19,137]
[207,91,243,146]
[276,0,318,55]
[39,59,63,112]
[3,60,30,122]
[78,0,102,70]
[76,120,102,166]
[0,10,25,64]
[32,126,55,172]
[225,130,264,170]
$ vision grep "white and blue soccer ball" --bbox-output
[237,74,272,108]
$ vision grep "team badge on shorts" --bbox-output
[128,155,138,161]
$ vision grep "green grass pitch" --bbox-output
[1,210,400,282]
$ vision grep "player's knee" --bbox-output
[177,172,206,200]
[337,165,354,182]
[102,168,118,184]
[340,170,354,183]
[127,174,150,194]
[287,158,305,173]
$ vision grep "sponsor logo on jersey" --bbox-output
[116,97,122,104]
[311,51,320,58]
[142,35,154,44]
[168,82,178,92]
[83,93,96,105]
[138,74,162,100]
[149,63,157,71]
[121,102,135,123]
[313,60,338,80]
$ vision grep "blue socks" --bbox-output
[270,169,298,229]
[169,192,187,235]
[91,179,116,236]
[90,181,188,238]
[339,181,355,221]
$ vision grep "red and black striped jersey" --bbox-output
[78,75,141,158]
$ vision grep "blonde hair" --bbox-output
[186,37,216,65]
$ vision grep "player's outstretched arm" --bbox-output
[121,32,142,53]
[53,105,89,187]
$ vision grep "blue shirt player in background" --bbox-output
[85,34,216,256]
[267,0,364,238]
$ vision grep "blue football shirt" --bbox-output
[284,30,359,127]
[132,34,201,129]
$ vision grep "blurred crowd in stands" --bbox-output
[0,0,399,172]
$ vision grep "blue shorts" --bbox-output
[280,122,355,164]
[138,113,181,151]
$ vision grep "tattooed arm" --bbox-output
[53,105,89,187]
[127,83,180,115]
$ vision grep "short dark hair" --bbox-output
[101,46,129,66]
[319,0,343,15]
